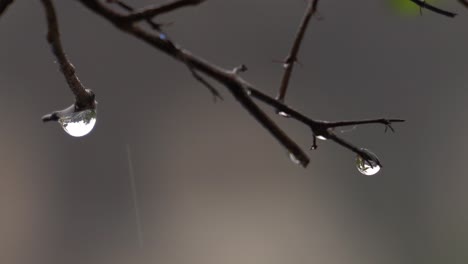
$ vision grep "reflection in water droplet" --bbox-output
[59,109,97,137]
[289,152,301,165]
[316,135,327,141]
[278,111,290,118]
[356,149,381,176]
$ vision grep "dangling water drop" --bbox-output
[278,111,290,118]
[356,148,381,176]
[58,109,97,137]
[316,135,327,141]
[288,152,301,165]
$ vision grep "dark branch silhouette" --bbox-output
[107,0,162,30]
[409,0,456,17]
[0,0,14,18]
[40,0,96,122]
[0,0,405,168]
[277,0,319,103]
[458,0,468,9]
[120,0,205,23]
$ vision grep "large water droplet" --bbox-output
[356,149,381,176]
[58,109,97,137]
[288,152,301,165]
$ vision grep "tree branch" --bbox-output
[40,0,95,111]
[277,0,319,102]
[409,0,457,17]
[458,0,468,9]
[106,0,162,30]
[0,0,14,18]
[120,0,205,23]
[77,0,310,166]
[76,0,403,167]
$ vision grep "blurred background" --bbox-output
[0,0,467,263]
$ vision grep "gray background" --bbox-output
[0,0,467,263]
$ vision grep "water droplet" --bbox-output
[316,135,327,141]
[356,149,381,176]
[278,111,290,118]
[159,33,167,40]
[58,109,97,137]
[288,152,301,165]
[283,63,289,69]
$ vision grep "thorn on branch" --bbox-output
[310,135,317,150]
[232,64,248,75]
[42,112,59,122]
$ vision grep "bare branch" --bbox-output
[0,0,14,18]
[187,66,223,102]
[327,133,383,168]
[246,86,403,153]
[76,0,403,167]
[121,0,206,23]
[77,0,311,167]
[277,0,319,102]
[458,0,468,9]
[322,118,405,132]
[409,0,456,18]
[106,0,162,31]
[40,0,95,110]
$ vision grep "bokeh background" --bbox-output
[1,0,467,263]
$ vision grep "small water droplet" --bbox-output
[283,63,289,69]
[278,111,290,118]
[288,152,301,165]
[159,33,167,40]
[59,109,97,137]
[356,149,381,176]
[316,135,327,141]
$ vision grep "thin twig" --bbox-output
[107,0,162,31]
[323,118,405,132]
[187,65,223,102]
[409,0,456,17]
[40,0,95,110]
[327,133,383,167]
[0,0,14,18]
[458,0,468,9]
[121,0,205,23]
[277,0,319,102]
